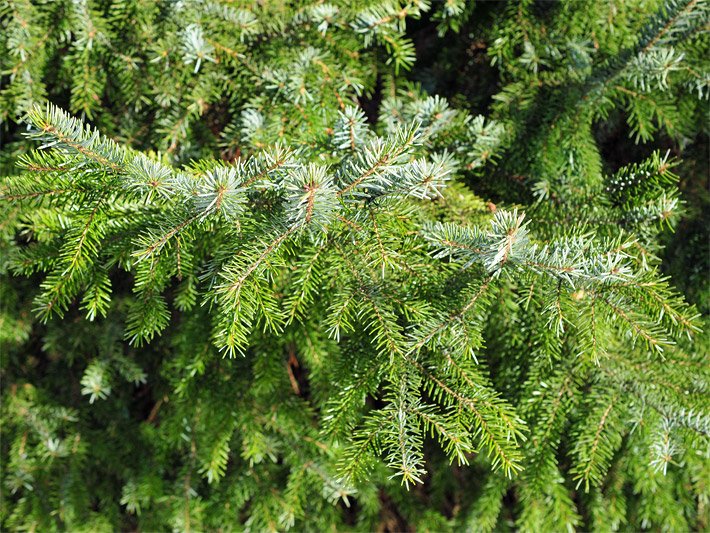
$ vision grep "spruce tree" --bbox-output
[1,0,708,531]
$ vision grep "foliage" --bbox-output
[1,0,708,531]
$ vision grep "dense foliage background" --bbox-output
[1,0,708,531]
